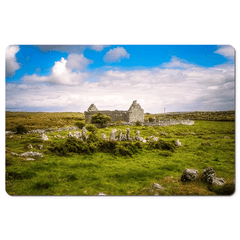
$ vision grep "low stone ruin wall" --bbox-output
[85,110,129,123]
[143,119,195,126]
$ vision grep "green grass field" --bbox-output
[5,112,235,196]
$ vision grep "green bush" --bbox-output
[148,139,176,152]
[208,182,235,195]
[74,121,85,129]
[32,180,53,190]
[16,124,28,134]
[91,113,111,127]
[86,124,98,133]
[148,117,154,122]
[135,120,142,126]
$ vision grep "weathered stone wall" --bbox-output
[143,120,195,126]
[84,100,144,123]
[128,100,144,123]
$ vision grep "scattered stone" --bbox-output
[153,183,165,190]
[190,132,196,135]
[201,142,212,146]
[82,127,88,141]
[149,189,154,193]
[175,139,182,147]
[147,136,159,141]
[20,151,43,158]
[126,128,132,140]
[73,131,82,139]
[98,192,107,196]
[153,117,156,122]
[222,136,230,139]
[68,131,73,138]
[8,135,13,138]
[11,152,18,156]
[110,129,117,141]
[27,144,33,148]
[181,168,199,182]
[118,131,123,141]
[28,129,46,134]
[26,158,35,161]
[37,145,43,150]
[100,133,107,140]
[6,131,16,136]
[161,131,167,136]
[154,193,159,196]
[201,167,225,186]
[206,136,212,139]
[40,133,49,141]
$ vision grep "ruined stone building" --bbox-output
[84,100,144,123]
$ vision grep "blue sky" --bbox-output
[5,45,235,113]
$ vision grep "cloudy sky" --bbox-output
[5,45,235,113]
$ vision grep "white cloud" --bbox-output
[90,45,107,52]
[214,45,235,59]
[207,86,219,90]
[23,54,91,86]
[9,56,234,112]
[65,53,92,70]
[103,47,130,63]
[5,45,20,77]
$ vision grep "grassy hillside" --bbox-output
[5,113,235,196]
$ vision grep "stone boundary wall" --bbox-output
[143,119,194,126]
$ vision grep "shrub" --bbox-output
[91,113,111,127]
[74,121,85,129]
[135,120,142,126]
[16,124,28,134]
[32,180,53,190]
[148,117,154,122]
[148,139,176,152]
[208,182,235,195]
[86,124,98,133]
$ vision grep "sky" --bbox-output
[5,45,235,113]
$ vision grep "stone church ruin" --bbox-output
[84,100,194,126]
[85,100,144,123]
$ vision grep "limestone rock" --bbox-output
[153,183,165,190]
[40,133,49,141]
[73,131,82,139]
[6,131,16,136]
[27,144,33,148]
[26,158,35,161]
[222,136,230,139]
[201,167,225,186]
[147,136,159,141]
[175,139,182,147]
[68,132,73,138]
[20,151,43,158]
[126,128,131,140]
[118,131,123,141]
[38,145,43,150]
[161,131,167,136]
[201,167,216,183]
[98,192,107,196]
[181,168,199,182]
[11,152,18,156]
[201,142,212,146]
[110,129,117,141]
[100,133,107,140]
[82,127,88,141]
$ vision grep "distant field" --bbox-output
[5,111,235,196]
